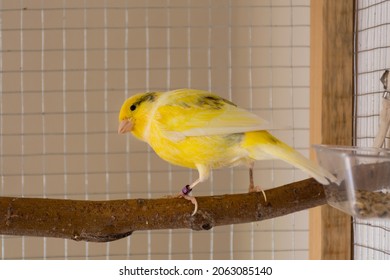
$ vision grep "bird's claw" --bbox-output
[178,185,198,216]
[182,194,198,216]
[249,184,267,203]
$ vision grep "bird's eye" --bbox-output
[130,104,136,111]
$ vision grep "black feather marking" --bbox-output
[133,92,157,107]
[196,94,237,109]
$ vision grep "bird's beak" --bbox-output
[118,119,133,134]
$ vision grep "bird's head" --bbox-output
[118,92,159,139]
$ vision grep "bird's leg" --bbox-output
[249,165,255,191]
[177,179,200,216]
[177,164,209,216]
[248,162,267,202]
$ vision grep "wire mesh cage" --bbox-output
[354,0,390,259]
[0,0,311,259]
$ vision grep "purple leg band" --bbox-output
[181,185,192,195]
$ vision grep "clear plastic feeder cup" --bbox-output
[313,145,390,219]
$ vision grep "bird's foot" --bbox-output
[248,184,267,203]
[177,185,198,216]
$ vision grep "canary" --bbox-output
[118,88,335,215]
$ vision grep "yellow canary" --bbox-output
[118,88,335,214]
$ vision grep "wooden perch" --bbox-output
[0,178,326,242]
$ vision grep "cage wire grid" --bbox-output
[354,0,390,260]
[0,0,311,260]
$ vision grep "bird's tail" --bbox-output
[244,131,336,185]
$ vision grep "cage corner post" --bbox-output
[309,0,354,260]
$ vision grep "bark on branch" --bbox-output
[0,178,326,242]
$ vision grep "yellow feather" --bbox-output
[155,89,270,139]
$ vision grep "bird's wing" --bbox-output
[154,89,270,142]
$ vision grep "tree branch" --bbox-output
[0,178,326,242]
